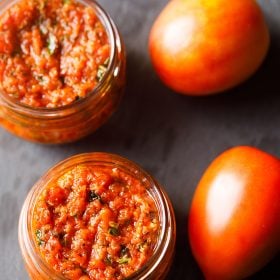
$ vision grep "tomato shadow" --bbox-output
[166,211,204,280]
[191,25,280,111]
[168,210,280,280]
[248,254,280,280]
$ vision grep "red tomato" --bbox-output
[188,146,280,279]
[149,0,270,95]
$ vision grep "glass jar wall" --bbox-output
[0,0,126,144]
[19,153,176,279]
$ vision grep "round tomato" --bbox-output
[149,0,270,95]
[188,146,280,279]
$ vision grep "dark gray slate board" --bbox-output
[0,0,279,279]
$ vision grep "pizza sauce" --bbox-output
[0,0,110,108]
[32,164,160,279]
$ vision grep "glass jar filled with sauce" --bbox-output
[0,0,125,143]
[19,153,176,280]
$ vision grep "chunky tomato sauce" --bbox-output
[0,0,110,108]
[32,165,160,279]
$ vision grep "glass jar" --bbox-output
[0,0,125,144]
[18,153,176,280]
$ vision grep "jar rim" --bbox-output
[19,152,176,279]
[0,0,118,117]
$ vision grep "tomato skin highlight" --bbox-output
[188,146,280,280]
[149,0,270,96]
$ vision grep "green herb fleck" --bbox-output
[118,245,131,264]
[118,256,131,264]
[88,190,101,202]
[35,75,45,84]
[103,58,110,66]
[138,241,147,253]
[96,65,107,82]
[96,58,110,81]
[120,245,129,257]
[104,255,113,266]
[63,0,71,4]
[109,223,120,236]
[35,229,44,246]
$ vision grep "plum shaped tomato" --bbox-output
[149,0,270,96]
[188,146,280,280]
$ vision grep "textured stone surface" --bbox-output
[0,0,280,279]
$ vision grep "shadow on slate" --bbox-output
[65,48,195,153]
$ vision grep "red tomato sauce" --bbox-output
[32,165,160,279]
[0,0,110,108]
